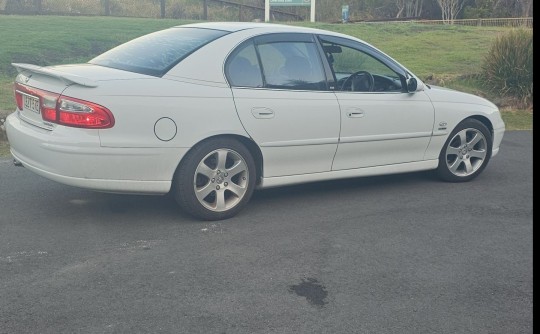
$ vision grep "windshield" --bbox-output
[89,27,229,77]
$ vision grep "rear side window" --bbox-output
[226,34,328,91]
[89,27,228,77]
[226,41,263,88]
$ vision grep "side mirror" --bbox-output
[323,45,342,53]
[406,77,418,93]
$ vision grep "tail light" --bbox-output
[14,82,114,129]
[14,85,23,110]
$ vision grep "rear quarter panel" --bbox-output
[61,79,248,149]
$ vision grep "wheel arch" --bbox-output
[468,115,494,139]
[435,116,493,182]
[172,134,264,188]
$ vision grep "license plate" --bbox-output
[23,94,40,114]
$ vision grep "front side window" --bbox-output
[257,41,326,91]
[90,27,228,77]
[321,40,403,93]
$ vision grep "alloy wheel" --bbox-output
[193,149,249,212]
[445,128,488,177]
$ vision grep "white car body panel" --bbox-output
[423,86,505,160]
[332,90,435,170]
[260,160,439,188]
[62,78,247,149]
[9,61,250,192]
[231,88,340,177]
[7,113,185,193]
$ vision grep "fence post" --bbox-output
[103,0,110,16]
[203,0,208,20]
[161,0,166,18]
[239,4,242,21]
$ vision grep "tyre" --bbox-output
[173,138,256,220]
[436,118,492,182]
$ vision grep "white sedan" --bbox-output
[6,22,505,220]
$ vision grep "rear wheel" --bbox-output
[174,138,256,220]
[436,118,492,182]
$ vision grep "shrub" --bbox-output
[481,29,533,108]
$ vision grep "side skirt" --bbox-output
[258,160,439,189]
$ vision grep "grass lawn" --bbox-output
[0,15,531,133]
[295,22,507,79]
[0,141,10,157]
[500,110,533,131]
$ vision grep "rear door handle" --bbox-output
[251,107,275,119]
[346,107,366,118]
[347,111,365,118]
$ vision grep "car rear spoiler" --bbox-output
[12,63,98,88]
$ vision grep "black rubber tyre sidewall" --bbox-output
[436,118,493,183]
[173,138,256,221]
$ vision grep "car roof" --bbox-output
[176,21,345,36]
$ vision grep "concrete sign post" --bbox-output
[342,5,349,23]
[265,0,316,23]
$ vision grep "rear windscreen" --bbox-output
[89,27,229,77]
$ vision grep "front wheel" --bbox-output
[173,138,256,220]
[436,119,492,182]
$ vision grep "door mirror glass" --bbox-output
[407,77,418,93]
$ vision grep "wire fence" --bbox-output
[0,0,302,21]
[0,0,533,27]
[361,17,533,28]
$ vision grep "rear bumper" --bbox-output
[6,112,188,194]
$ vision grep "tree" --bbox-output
[463,0,532,18]
[520,0,532,17]
[496,0,534,17]
[396,0,425,18]
[436,0,465,23]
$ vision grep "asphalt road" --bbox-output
[0,131,532,334]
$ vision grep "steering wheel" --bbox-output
[340,71,375,92]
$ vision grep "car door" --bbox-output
[227,34,341,178]
[318,35,435,171]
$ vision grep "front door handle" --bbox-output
[348,112,364,118]
[347,109,365,118]
[346,107,366,118]
[251,107,275,119]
